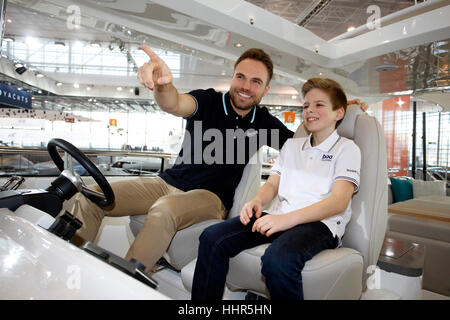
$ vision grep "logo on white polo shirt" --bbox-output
[321,154,333,161]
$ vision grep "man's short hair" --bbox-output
[301,78,348,128]
[234,48,273,84]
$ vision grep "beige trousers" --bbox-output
[69,176,226,271]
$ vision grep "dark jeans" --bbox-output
[191,214,338,300]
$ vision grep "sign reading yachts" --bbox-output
[0,84,32,109]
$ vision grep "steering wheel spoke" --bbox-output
[63,152,75,173]
[47,138,115,207]
[81,185,107,201]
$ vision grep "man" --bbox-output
[70,46,293,272]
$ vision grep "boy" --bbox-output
[191,78,361,300]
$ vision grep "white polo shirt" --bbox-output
[267,130,361,239]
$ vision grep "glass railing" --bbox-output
[0,146,177,177]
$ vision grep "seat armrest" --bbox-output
[181,258,197,292]
[166,219,223,270]
[226,244,270,295]
[302,248,363,300]
[226,246,363,299]
[129,214,146,237]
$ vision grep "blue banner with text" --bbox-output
[0,83,32,109]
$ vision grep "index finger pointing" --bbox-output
[141,44,159,60]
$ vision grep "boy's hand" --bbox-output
[252,213,294,237]
[240,199,262,225]
[347,98,368,112]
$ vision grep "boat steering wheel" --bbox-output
[47,138,115,207]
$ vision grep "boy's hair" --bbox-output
[301,78,347,128]
[234,48,273,84]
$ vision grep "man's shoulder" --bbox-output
[185,89,224,119]
[255,104,271,116]
[188,88,222,98]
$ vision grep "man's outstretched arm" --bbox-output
[138,44,196,118]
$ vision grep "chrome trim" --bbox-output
[60,169,83,192]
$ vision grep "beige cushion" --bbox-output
[413,179,446,198]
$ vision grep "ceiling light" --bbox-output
[291,95,297,100]
[3,36,14,42]
[15,66,27,75]
[73,41,84,49]
[387,90,413,96]
[6,19,12,23]
[56,82,63,86]
[90,41,101,48]
[116,87,122,91]
[36,73,44,78]
[86,86,91,91]
[375,64,399,72]
[234,43,243,48]
[73,83,79,89]
[396,98,405,106]
[54,41,66,48]
[347,26,356,32]
[25,37,40,46]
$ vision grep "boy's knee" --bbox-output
[261,245,280,276]
[261,244,296,276]
[199,224,220,246]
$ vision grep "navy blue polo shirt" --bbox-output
[159,88,294,210]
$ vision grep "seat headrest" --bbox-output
[336,104,365,139]
[294,104,364,139]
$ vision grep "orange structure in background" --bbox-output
[378,55,410,177]
[283,111,295,123]
[382,96,410,177]
[109,118,117,127]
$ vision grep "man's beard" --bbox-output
[230,89,262,111]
